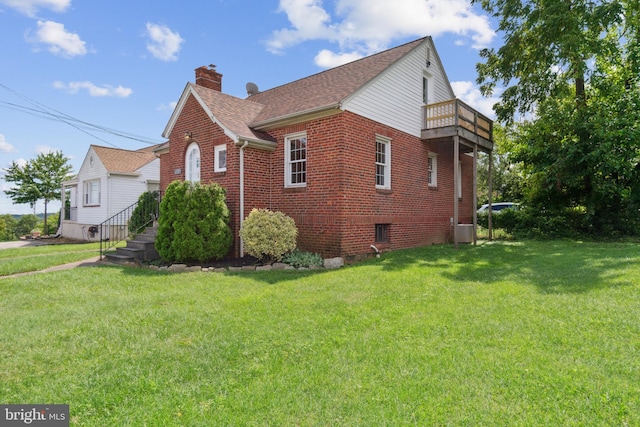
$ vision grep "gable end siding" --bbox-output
[342,41,452,138]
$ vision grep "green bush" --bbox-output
[479,207,591,239]
[129,191,160,235]
[156,181,232,263]
[240,208,297,263]
[282,249,324,268]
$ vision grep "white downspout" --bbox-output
[239,140,249,257]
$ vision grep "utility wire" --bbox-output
[0,82,166,148]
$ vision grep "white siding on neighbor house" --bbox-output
[342,39,454,138]
[108,175,148,217]
[76,147,109,226]
[138,158,160,185]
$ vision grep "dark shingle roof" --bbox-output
[180,37,428,141]
[246,37,427,124]
[190,85,274,142]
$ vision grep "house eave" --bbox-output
[107,171,142,177]
[250,103,342,131]
[234,137,277,152]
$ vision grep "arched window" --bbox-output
[185,143,200,182]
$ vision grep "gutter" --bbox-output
[249,103,341,130]
[239,140,249,257]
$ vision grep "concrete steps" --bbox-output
[105,227,159,265]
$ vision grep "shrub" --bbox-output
[156,181,232,263]
[129,191,160,235]
[240,208,297,263]
[282,249,324,268]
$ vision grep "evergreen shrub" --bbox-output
[240,208,297,263]
[129,191,160,235]
[156,181,232,262]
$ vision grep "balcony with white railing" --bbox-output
[422,99,493,151]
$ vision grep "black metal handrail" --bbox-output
[99,191,161,260]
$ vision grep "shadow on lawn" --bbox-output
[374,240,640,294]
[106,240,639,294]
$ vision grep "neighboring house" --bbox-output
[157,36,493,261]
[60,145,161,241]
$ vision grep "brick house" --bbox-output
[156,36,493,261]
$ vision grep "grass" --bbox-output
[0,240,639,425]
[0,243,102,276]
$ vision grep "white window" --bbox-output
[83,179,100,206]
[375,135,391,190]
[185,143,200,182]
[428,153,438,187]
[214,144,227,172]
[422,72,433,105]
[285,132,307,187]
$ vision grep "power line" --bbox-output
[0,82,166,148]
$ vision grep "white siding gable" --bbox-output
[342,39,454,138]
[75,147,109,225]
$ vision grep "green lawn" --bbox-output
[0,243,101,276]
[1,240,639,426]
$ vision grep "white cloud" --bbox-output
[145,23,184,61]
[450,80,501,119]
[267,0,495,65]
[28,20,87,58]
[35,145,55,154]
[0,134,16,153]
[53,81,133,97]
[156,101,178,112]
[0,0,70,17]
[314,49,363,68]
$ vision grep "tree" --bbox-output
[473,0,640,234]
[0,214,17,241]
[15,214,40,238]
[4,151,73,235]
[473,0,626,122]
[477,123,526,205]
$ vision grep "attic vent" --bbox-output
[246,82,259,96]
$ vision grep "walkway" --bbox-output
[0,240,104,278]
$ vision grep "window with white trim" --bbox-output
[83,179,100,206]
[185,143,200,182]
[375,135,391,189]
[214,144,227,172]
[423,72,433,104]
[428,153,438,187]
[285,132,307,187]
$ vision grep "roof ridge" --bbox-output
[247,36,428,98]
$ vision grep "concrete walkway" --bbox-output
[0,240,104,279]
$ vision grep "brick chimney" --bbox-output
[195,65,222,91]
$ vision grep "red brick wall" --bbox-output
[162,98,478,260]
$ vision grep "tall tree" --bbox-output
[473,0,640,234]
[4,151,73,235]
[473,0,625,122]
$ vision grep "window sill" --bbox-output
[376,188,392,195]
[284,186,307,193]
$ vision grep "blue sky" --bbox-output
[0,0,501,215]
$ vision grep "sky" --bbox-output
[0,0,502,215]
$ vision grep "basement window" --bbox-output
[375,224,390,243]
